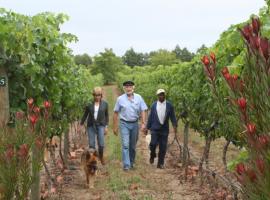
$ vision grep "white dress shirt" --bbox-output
[94,104,99,120]
[156,100,166,124]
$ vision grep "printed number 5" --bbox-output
[0,77,6,86]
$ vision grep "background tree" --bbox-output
[149,49,178,66]
[196,44,208,55]
[74,53,92,66]
[122,48,146,67]
[92,48,122,84]
[173,45,195,62]
[142,53,150,66]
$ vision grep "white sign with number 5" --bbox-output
[0,77,6,86]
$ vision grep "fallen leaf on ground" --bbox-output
[129,183,139,190]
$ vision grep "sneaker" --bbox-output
[149,157,154,164]
[157,164,164,169]
[123,167,129,172]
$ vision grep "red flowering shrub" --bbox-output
[0,98,52,199]
[202,16,270,200]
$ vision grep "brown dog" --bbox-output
[81,148,98,189]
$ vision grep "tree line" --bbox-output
[74,45,205,84]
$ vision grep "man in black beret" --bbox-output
[113,80,148,171]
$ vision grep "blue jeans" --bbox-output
[87,125,105,150]
[119,120,139,169]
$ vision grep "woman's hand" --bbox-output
[105,127,108,135]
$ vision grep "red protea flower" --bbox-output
[27,98,34,108]
[210,52,216,63]
[258,135,269,147]
[221,67,229,76]
[240,24,252,42]
[221,67,232,87]
[246,123,256,135]
[223,73,231,81]
[260,37,269,62]
[29,115,39,126]
[236,163,246,175]
[16,111,25,120]
[18,144,29,160]
[33,106,40,114]
[201,55,210,66]
[44,101,51,109]
[251,17,260,36]
[237,97,247,111]
[232,74,238,81]
[256,158,265,173]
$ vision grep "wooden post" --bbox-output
[183,121,189,180]
[63,130,70,166]
[0,67,9,126]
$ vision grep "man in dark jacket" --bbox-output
[146,89,177,169]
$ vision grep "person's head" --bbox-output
[123,81,135,95]
[92,87,103,102]
[156,89,166,102]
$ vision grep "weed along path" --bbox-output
[52,85,206,200]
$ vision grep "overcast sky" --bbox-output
[0,0,266,56]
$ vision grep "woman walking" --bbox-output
[80,87,109,165]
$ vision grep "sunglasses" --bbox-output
[93,94,102,97]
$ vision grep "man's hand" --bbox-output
[113,126,118,136]
[113,112,118,136]
[140,123,146,132]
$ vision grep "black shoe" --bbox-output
[157,164,164,169]
[130,165,136,170]
[149,157,154,164]
[130,163,134,169]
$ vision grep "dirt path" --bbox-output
[49,85,221,200]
